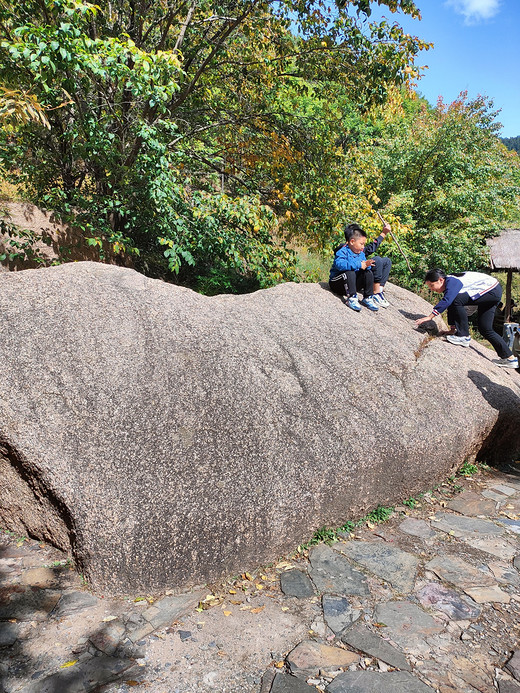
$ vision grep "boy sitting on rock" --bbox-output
[329,221,392,312]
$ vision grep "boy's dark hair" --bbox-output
[425,268,446,282]
[344,223,367,242]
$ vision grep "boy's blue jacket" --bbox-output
[329,235,384,281]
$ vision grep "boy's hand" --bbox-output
[381,223,391,237]
[362,259,376,269]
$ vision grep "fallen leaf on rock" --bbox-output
[217,651,227,657]
[102,615,117,622]
[250,606,265,614]
[60,660,78,669]
[223,611,232,617]
[275,561,293,569]
[281,607,289,612]
[242,572,253,581]
[240,605,252,610]
[124,682,141,687]
[229,589,237,594]
[255,584,264,590]
[274,661,284,668]
[230,600,242,605]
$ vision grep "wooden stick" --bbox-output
[375,210,412,273]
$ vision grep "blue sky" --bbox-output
[370,0,520,137]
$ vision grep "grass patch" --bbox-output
[299,460,488,551]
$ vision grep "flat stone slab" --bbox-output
[465,536,518,560]
[416,582,481,620]
[500,519,520,535]
[491,484,518,497]
[52,590,100,617]
[446,491,497,517]
[482,490,509,503]
[271,672,316,692]
[398,518,436,539]
[322,594,361,634]
[20,566,58,588]
[326,670,435,692]
[335,541,419,593]
[463,584,511,603]
[0,586,61,621]
[506,651,520,682]
[426,556,495,588]
[430,512,504,538]
[89,619,127,655]
[489,561,520,586]
[499,680,520,693]
[23,655,137,693]
[309,544,369,596]
[340,621,410,671]
[0,621,20,647]
[286,640,359,676]
[280,569,316,598]
[373,601,443,653]
[141,591,203,629]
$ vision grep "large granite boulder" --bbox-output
[1,262,519,594]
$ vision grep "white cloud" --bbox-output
[446,0,502,23]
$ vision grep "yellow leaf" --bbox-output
[255,583,264,590]
[281,607,289,612]
[60,660,78,669]
[243,572,253,581]
[274,660,285,668]
[250,606,265,614]
[223,610,232,617]
[229,589,237,594]
[239,605,251,610]
[366,521,376,530]
[230,600,242,605]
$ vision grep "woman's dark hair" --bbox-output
[344,223,366,242]
[425,268,446,282]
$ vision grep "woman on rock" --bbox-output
[415,268,518,369]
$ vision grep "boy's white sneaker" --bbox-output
[360,296,379,312]
[347,296,362,312]
[373,292,390,308]
[446,335,471,347]
[493,356,519,368]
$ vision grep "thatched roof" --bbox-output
[486,229,520,270]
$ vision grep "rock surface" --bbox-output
[1,262,520,594]
[1,465,520,693]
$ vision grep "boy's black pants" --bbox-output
[329,257,391,298]
[447,284,512,359]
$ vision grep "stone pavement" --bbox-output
[1,464,520,693]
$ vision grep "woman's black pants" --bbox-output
[447,284,512,358]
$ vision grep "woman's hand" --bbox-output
[415,315,434,326]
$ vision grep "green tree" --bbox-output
[368,92,520,287]
[0,0,429,291]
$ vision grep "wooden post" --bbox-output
[505,268,513,323]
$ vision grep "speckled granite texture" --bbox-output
[0,262,519,594]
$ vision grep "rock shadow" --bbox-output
[468,370,520,471]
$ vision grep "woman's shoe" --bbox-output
[446,335,471,347]
[493,356,519,368]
